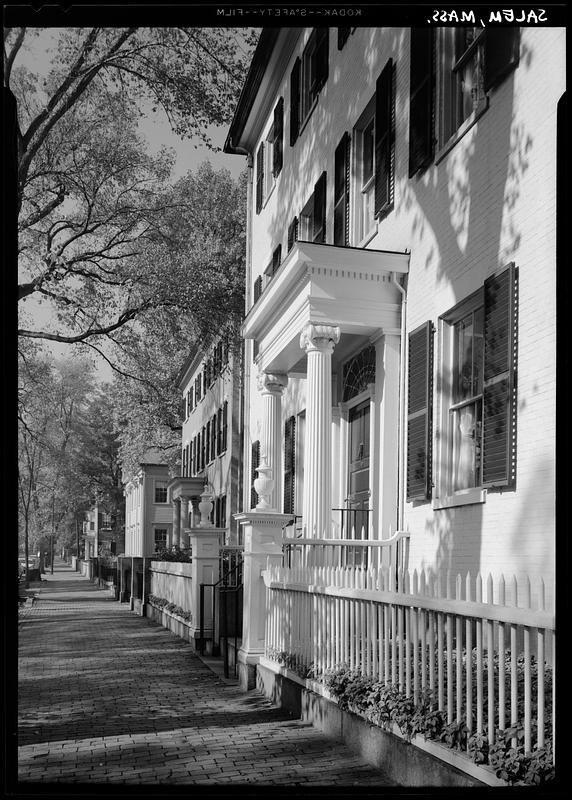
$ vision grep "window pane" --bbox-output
[454,314,474,402]
[362,118,374,186]
[473,306,484,395]
[452,400,482,490]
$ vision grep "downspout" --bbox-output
[392,271,407,533]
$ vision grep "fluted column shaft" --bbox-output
[180,497,190,547]
[257,372,288,511]
[172,498,181,547]
[300,323,340,537]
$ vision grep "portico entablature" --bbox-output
[242,241,409,374]
[168,476,205,503]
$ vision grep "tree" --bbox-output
[18,349,95,579]
[6,26,257,345]
[110,162,247,475]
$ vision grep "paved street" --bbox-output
[17,559,395,786]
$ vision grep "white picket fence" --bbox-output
[263,563,555,761]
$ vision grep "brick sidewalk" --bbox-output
[17,561,395,786]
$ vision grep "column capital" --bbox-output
[256,370,288,395]
[300,322,341,354]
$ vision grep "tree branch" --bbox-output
[4,27,26,89]
[19,185,66,230]
[19,29,136,192]
[18,303,148,343]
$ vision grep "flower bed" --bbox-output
[266,647,553,786]
[147,594,192,623]
[151,546,192,563]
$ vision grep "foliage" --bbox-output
[7,26,257,345]
[111,162,246,475]
[151,546,192,563]
[304,653,554,786]
[265,648,314,680]
[148,594,192,622]
[18,348,124,562]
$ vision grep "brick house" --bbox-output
[175,336,244,545]
[224,25,563,605]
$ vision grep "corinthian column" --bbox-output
[180,496,190,548]
[256,371,288,511]
[172,498,181,548]
[300,323,340,537]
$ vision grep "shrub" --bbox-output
[307,657,553,786]
[152,546,192,563]
[147,594,192,622]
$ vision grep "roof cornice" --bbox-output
[224,28,300,155]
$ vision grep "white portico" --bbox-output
[243,240,409,539]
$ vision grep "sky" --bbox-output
[16,28,249,382]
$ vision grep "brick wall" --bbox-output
[244,27,563,598]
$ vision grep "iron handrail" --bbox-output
[199,557,244,678]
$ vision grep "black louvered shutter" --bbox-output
[255,143,264,213]
[273,97,284,176]
[253,275,263,303]
[222,400,228,452]
[290,58,301,146]
[407,321,433,501]
[251,440,260,508]
[409,29,435,178]
[375,59,394,217]
[312,171,327,243]
[338,28,351,50]
[182,446,187,477]
[484,28,520,93]
[287,217,299,252]
[334,133,350,246]
[216,408,222,455]
[272,244,282,275]
[315,28,329,92]
[482,264,517,488]
[283,416,296,515]
[201,426,206,470]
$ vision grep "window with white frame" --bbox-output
[353,98,376,244]
[290,29,329,145]
[154,481,168,504]
[299,172,326,243]
[438,27,486,147]
[154,528,168,552]
[424,264,517,507]
[444,299,484,492]
[255,98,283,213]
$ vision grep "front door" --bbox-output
[347,401,370,539]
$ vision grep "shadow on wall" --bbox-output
[421,503,483,597]
[262,28,408,259]
[400,36,534,298]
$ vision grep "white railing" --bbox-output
[282,529,410,571]
[263,564,555,762]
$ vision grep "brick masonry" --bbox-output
[16,563,395,786]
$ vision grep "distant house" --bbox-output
[83,502,123,558]
[176,336,244,544]
[123,461,173,556]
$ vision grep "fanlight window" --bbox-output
[342,345,376,402]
